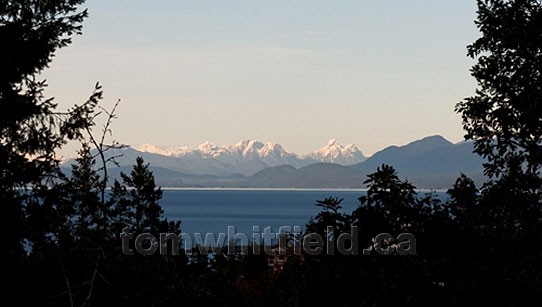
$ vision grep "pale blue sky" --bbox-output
[44,0,480,157]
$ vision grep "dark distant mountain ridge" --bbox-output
[351,135,484,177]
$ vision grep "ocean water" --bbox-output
[160,189,365,237]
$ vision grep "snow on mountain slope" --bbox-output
[307,139,366,165]
[135,139,366,175]
[137,143,194,157]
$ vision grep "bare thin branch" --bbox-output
[61,261,75,307]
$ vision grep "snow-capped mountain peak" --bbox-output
[327,139,338,146]
[307,139,366,165]
[136,143,193,157]
[137,143,166,154]
[197,141,222,157]
[197,141,218,151]
[136,139,365,168]
[344,144,359,151]
[259,142,288,156]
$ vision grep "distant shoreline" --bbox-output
[159,187,449,193]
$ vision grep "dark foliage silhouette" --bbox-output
[3,0,542,306]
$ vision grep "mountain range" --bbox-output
[135,139,366,174]
[64,135,486,189]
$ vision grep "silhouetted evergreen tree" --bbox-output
[111,156,180,235]
[0,1,104,304]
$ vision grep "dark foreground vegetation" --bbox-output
[1,0,541,306]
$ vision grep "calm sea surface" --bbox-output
[160,189,448,237]
[161,189,363,236]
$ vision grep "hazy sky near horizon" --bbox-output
[43,0,480,157]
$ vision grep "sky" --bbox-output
[43,0,480,157]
